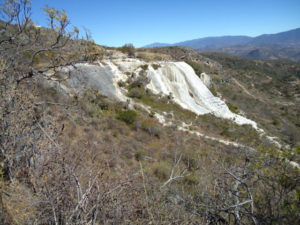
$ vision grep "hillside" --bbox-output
[250,28,300,46]
[1,2,300,225]
[143,47,300,146]
[144,28,300,61]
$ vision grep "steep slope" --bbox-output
[201,52,300,146]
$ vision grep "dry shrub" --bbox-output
[151,162,171,180]
[141,119,162,138]
[1,181,38,224]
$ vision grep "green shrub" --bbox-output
[135,149,147,161]
[183,174,199,185]
[226,101,240,114]
[84,88,111,110]
[272,119,280,126]
[151,64,161,70]
[186,61,203,76]
[112,129,119,137]
[116,110,137,125]
[129,76,149,89]
[127,87,145,99]
[119,43,135,57]
[209,86,218,97]
[140,64,149,71]
[87,105,101,118]
[96,99,110,110]
[117,80,126,87]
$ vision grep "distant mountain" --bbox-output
[249,28,300,47]
[143,28,300,61]
[174,36,252,49]
[206,45,300,62]
[144,28,300,49]
[143,36,252,49]
[143,42,172,48]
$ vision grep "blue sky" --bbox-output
[31,0,300,47]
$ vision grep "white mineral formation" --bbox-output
[200,72,211,88]
[61,58,261,130]
[145,61,260,130]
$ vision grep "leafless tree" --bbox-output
[0,1,109,224]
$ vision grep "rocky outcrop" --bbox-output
[58,58,260,130]
[200,73,211,88]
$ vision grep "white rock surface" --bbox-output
[200,72,211,88]
[145,61,260,130]
[60,58,261,130]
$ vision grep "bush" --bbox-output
[141,119,161,137]
[183,174,199,185]
[127,87,145,99]
[117,80,126,87]
[151,64,161,70]
[119,43,135,57]
[116,110,137,125]
[129,76,149,89]
[84,88,107,105]
[209,86,218,97]
[96,98,110,110]
[272,119,280,126]
[152,162,171,180]
[140,64,149,71]
[226,101,240,114]
[186,61,203,76]
[135,149,147,161]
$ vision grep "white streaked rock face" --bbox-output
[145,61,260,130]
[60,58,261,130]
[200,72,211,88]
[62,61,128,101]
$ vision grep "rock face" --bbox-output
[200,72,211,88]
[60,58,260,130]
[145,61,259,129]
[62,62,127,101]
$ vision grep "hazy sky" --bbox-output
[31,0,300,47]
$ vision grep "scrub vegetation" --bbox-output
[0,1,299,225]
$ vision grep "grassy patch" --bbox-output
[226,101,240,114]
[139,95,196,122]
[116,110,138,125]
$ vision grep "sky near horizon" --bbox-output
[31,0,300,47]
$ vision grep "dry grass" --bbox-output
[136,50,172,61]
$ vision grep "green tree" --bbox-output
[120,43,135,57]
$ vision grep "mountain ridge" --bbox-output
[144,28,300,48]
[143,28,300,61]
